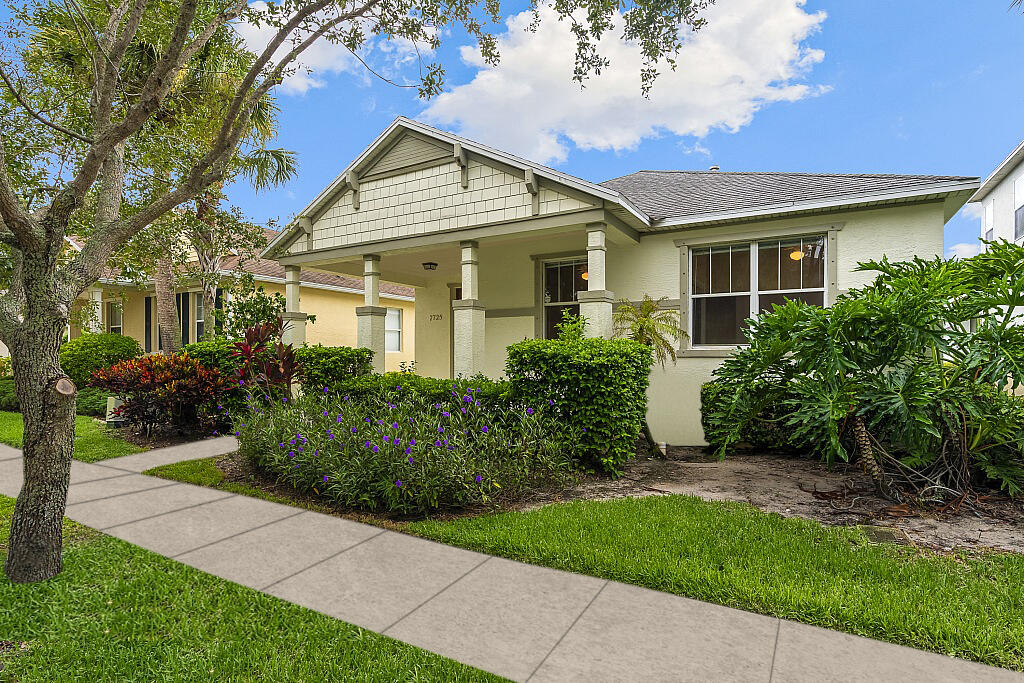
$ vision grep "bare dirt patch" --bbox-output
[524,447,1024,554]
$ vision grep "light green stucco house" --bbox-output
[264,117,979,445]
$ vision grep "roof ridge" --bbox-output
[607,170,975,179]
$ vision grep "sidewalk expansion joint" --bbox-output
[95,490,237,531]
[767,619,782,683]
[525,579,609,682]
[259,527,389,592]
[67,480,181,506]
[381,555,493,635]
[170,509,308,559]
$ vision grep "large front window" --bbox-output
[690,235,825,346]
[542,258,587,339]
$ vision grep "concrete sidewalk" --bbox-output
[1,438,1020,682]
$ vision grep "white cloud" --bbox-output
[947,242,981,259]
[421,0,827,164]
[233,5,437,95]
[959,202,984,220]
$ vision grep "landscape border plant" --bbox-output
[704,240,1024,502]
[234,381,578,515]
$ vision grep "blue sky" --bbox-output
[226,0,1024,256]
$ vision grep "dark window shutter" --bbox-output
[180,293,190,345]
[144,296,152,352]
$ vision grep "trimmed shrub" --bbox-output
[235,380,577,515]
[182,337,244,377]
[294,345,373,392]
[0,376,109,417]
[0,377,17,411]
[91,353,233,432]
[75,387,111,418]
[333,372,509,405]
[700,382,806,452]
[61,333,142,387]
[0,356,11,377]
[505,337,653,476]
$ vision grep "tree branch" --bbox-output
[0,68,94,144]
[0,136,39,250]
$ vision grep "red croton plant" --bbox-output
[231,317,304,397]
[91,354,233,434]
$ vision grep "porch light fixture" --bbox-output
[422,262,438,271]
[789,251,805,261]
[581,271,589,280]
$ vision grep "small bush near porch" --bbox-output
[506,329,653,476]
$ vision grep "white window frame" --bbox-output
[194,292,205,341]
[541,255,587,339]
[687,234,828,350]
[1014,176,1024,242]
[106,301,123,335]
[385,307,402,352]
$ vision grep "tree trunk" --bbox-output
[155,256,180,353]
[851,414,899,501]
[3,321,77,583]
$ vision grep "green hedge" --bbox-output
[700,381,806,453]
[331,372,509,405]
[293,345,373,392]
[63,333,142,387]
[505,337,653,476]
[0,376,109,417]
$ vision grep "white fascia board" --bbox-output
[970,139,1024,203]
[651,180,981,230]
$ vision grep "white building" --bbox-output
[266,117,978,445]
[972,140,1024,244]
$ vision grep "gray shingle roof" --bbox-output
[599,171,978,222]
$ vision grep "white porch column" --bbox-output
[87,288,104,333]
[281,265,307,347]
[356,254,386,372]
[578,224,614,338]
[452,240,485,377]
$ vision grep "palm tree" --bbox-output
[613,295,683,454]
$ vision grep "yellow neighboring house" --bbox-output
[65,231,416,371]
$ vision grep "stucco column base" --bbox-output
[578,289,615,339]
[281,311,308,347]
[452,299,485,378]
[356,306,386,373]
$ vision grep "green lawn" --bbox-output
[0,495,500,682]
[409,496,1024,671]
[0,411,143,462]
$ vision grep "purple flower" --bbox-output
[324,386,329,394]
[442,411,450,417]
[582,427,587,433]
[475,475,482,483]
[395,480,403,488]
[279,442,285,448]
[392,422,399,429]
[527,408,534,415]
[409,438,416,446]
[365,418,371,423]
[406,452,412,460]
[323,475,329,482]
[365,441,372,448]
[372,445,379,453]
[290,440,296,445]
[395,438,402,446]
[464,395,472,403]
[481,425,489,433]
[434,403,442,409]
[282,396,287,402]
[383,436,391,444]
[549,399,555,405]
[475,401,480,407]
[396,385,402,390]
[337,415,343,423]
[297,446,303,452]
[351,427,358,433]
[323,410,329,417]
[213,430,219,435]
[288,451,295,457]
[328,433,335,440]
[314,449,319,456]
[234,431,240,436]
[438,426,444,433]
[434,440,441,447]
[461,407,467,414]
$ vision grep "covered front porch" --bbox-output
[276,214,636,379]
